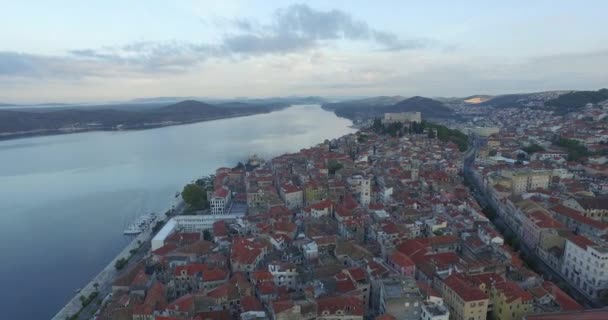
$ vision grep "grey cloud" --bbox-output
[224,4,426,54]
[2,4,429,79]
[0,51,97,78]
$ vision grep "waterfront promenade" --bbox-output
[52,201,183,320]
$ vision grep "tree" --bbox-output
[182,183,208,209]
[488,150,497,157]
[203,229,213,241]
[521,144,545,154]
[371,117,383,133]
[93,282,99,292]
[556,137,590,161]
[328,160,343,175]
[115,257,128,271]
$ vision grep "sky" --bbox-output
[1,0,608,103]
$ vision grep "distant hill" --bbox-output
[477,91,567,108]
[390,96,453,117]
[545,88,608,112]
[322,96,453,121]
[0,100,288,140]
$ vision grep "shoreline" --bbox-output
[51,202,180,320]
[0,110,280,142]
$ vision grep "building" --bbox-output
[268,262,299,289]
[523,309,608,320]
[280,182,303,210]
[440,274,489,320]
[378,277,423,320]
[304,180,327,206]
[561,235,608,299]
[421,300,450,320]
[504,170,551,195]
[151,214,244,250]
[211,186,232,215]
[347,175,371,207]
[383,112,422,124]
[473,127,500,137]
[490,281,533,320]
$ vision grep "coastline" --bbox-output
[51,202,180,320]
[0,110,278,142]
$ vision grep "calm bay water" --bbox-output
[0,105,355,320]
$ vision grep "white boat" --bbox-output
[123,224,142,235]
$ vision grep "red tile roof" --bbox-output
[493,281,533,303]
[567,234,596,250]
[542,281,584,311]
[525,309,608,320]
[213,186,230,198]
[281,183,301,194]
[346,267,367,282]
[231,237,267,265]
[240,295,264,312]
[443,273,488,302]
[390,251,415,269]
[165,294,194,313]
[317,296,364,316]
[212,220,228,237]
[551,205,608,230]
[271,299,295,314]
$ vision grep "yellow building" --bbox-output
[490,281,533,320]
[304,180,327,206]
[504,169,551,195]
[440,274,489,320]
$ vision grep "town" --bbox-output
[92,105,608,320]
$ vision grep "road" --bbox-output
[462,137,597,308]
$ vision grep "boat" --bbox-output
[123,212,157,235]
[123,224,142,235]
[74,288,81,293]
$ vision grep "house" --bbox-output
[280,182,303,210]
[439,274,489,320]
[378,276,423,320]
[211,186,232,215]
[561,235,608,299]
[387,251,415,277]
[230,237,268,273]
[268,261,299,289]
[421,300,449,320]
[317,296,364,320]
[347,175,371,207]
[490,281,533,320]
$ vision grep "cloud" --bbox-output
[0,4,428,80]
[222,4,427,55]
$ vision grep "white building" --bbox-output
[151,213,244,250]
[473,126,500,137]
[210,186,231,215]
[268,262,298,289]
[383,112,422,124]
[280,182,303,210]
[421,300,449,320]
[561,235,608,299]
[301,241,319,261]
[347,175,371,207]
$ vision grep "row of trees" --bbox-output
[556,138,591,161]
[521,143,545,155]
[371,118,469,151]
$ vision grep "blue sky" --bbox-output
[1,0,607,103]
